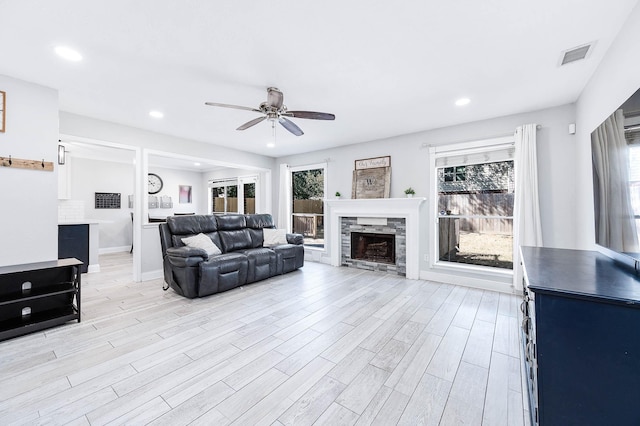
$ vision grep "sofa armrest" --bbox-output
[286,233,304,245]
[166,246,207,267]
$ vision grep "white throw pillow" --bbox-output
[263,228,288,247]
[181,233,222,256]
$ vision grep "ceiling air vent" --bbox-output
[560,43,593,66]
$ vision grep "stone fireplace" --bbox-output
[325,198,425,279]
[341,217,405,274]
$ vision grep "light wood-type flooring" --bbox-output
[0,252,530,425]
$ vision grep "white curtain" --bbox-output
[513,123,543,291]
[277,163,292,232]
[591,109,639,252]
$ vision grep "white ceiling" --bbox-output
[0,1,638,157]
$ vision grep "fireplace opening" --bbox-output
[351,232,395,264]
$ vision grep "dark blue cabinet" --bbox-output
[521,247,640,426]
[58,224,89,273]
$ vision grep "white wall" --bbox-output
[0,75,59,267]
[148,166,206,217]
[70,157,134,250]
[276,103,578,286]
[575,2,640,250]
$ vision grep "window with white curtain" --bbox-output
[290,163,326,249]
[429,136,515,271]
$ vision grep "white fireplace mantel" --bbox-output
[325,197,426,279]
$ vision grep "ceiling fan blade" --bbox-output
[284,111,335,120]
[205,102,261,113]
[278,117,304,136]
[237,115,267,130]
[267,87,284,109]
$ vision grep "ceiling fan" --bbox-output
[205,87,335,136]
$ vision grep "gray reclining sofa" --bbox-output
[159,213,304,298]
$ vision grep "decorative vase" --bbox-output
[406,194,414,198]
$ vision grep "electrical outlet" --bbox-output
[424,254,429,261]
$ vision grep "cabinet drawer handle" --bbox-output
[527,341,536,362]
[520,300,527,314]
[530,366,535,380]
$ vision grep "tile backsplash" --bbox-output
[58,200,85,222]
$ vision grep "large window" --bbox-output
[431,138,515,271]
[209,176,257,214]
[291,165,326,248]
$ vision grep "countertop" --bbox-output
[58,220,110,225]
[521,246,640,307]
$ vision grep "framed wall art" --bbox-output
[179,185,192,203]
[352,156,391,199]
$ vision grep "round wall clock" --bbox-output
[148,173,163,194]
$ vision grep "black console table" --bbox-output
[0,258,82,342]
[520,247,640,425]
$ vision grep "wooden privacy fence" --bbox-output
[213,197,255,214]
[439,192,514,234]
[292,199,324,238]
[293,214,324,239]
[293,199,323,214]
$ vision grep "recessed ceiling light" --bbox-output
[54,46,82,62]
[267,142,275,148]
[194,162,201,166]
[149,110,164,119]
[455,98,471,106]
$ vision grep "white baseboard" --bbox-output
[87,264,101,274]
[419,269,514,294]
[99,246,131,255]
[305,257,333,266]
[141,269,163,282]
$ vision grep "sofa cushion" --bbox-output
[273,244,305,274]
[181,233,222,256]
[167,215,217,235]
[199,253,249,296]
[245,214,275,229]
[218,229,253,252]
[171,231,221,250]
[241,247,277,283]
[263,228,288,247]
[245,214,275,247]
[216,214,246,230]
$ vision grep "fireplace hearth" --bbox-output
[351,232,395,264]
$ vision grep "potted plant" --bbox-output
[335,191,342,199]
[404,187,415,198]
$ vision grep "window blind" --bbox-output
[435,144,515,168]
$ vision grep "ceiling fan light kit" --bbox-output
[205,87,335,137]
